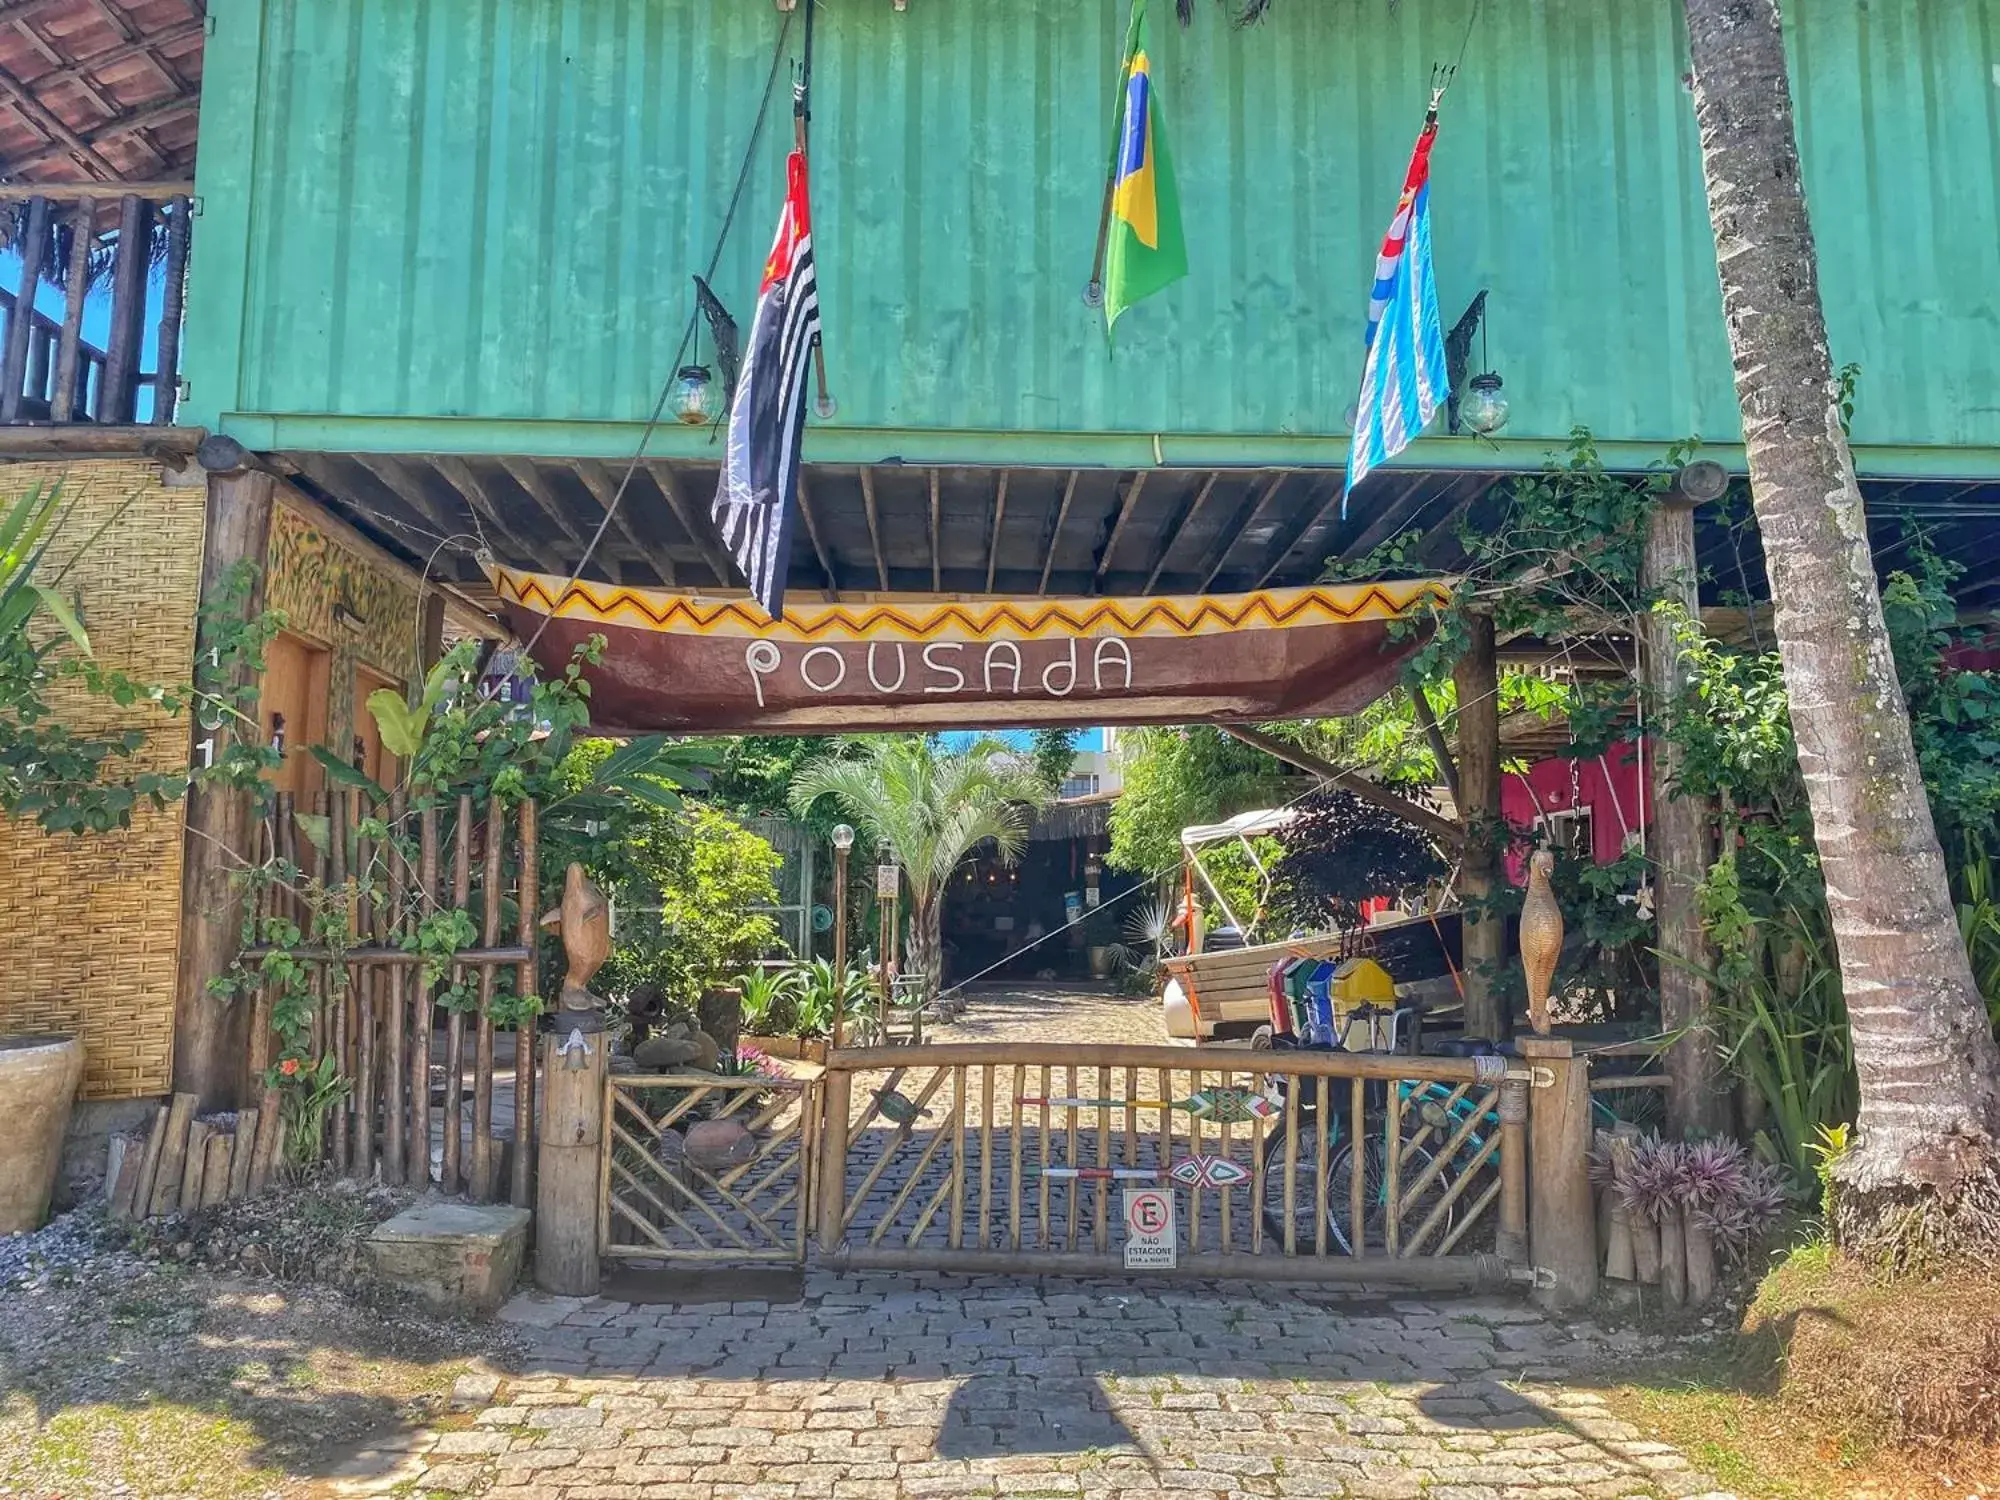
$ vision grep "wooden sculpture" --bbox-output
[1519,847,1563,1035]
[540,862,612,1015]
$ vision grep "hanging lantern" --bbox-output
[1460,371,1510,436]
[674,365,715,426]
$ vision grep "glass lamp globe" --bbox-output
[673,365,715,426]
[1461,372,1511,436]
[831,823,855,851]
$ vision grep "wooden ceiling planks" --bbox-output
[0,0,203,192]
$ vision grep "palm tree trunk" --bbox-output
[910,892,944,1013]
[1683,0,2000,1244]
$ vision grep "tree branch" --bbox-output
[1220,725,1465,850]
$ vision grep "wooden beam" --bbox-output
[1255,474,1359,590]
[0,192,47,421]
[352,453,456,534]
[433,453,540,563]
[498,456,587,546]
[1144,471,1218,595]
[573,459,673,587]
[928,467,941,592]
[99,194,145,421]
[0,60,122,179]
[1640,493,1732,1135]
[859,466,890,590]
[1199,471,1287,595]
[174,466,274,1110]
[553,455,646,561]
[645,460,737,586]
[984,471,1008,594]
[0,421,199,457]
[796,470,839,598]
[1094,469,1147,587]
[0,177,192,202]
[1220,725,1463,849]
[1338,472,1453,568]
[1,95,201,177]
[1038,471,1079,596]
[47,195,89,421]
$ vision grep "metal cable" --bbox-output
[522,5,797,657]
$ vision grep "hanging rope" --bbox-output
[522,5,797,657]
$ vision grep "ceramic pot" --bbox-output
[0,1033,84,1233]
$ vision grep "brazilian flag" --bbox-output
[1102,0,1188,337]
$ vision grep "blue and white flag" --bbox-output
[1344,115,1449,512]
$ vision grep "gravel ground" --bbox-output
[0,1183,517,1499]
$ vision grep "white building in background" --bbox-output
[1058,728,1123,802]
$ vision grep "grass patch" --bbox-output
[1591,1240,2000,1499]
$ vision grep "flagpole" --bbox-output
[1083,12,1135,310]
[795,0,836,417]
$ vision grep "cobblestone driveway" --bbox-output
[350,1273,1728,1500]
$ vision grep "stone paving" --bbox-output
[339,1272,1731,1500]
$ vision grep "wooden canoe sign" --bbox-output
[492,565,1450,734]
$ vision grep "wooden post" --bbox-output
[817,1067,853,1251]
[534,1026,605,1296]
[1451,612,1506,1039]
[153,196,191,424]
[101,195,147,423]
[0,194,49,420]
[1640,492,1732,1135]
[1496,1072,1529,1264]
[173,465,275,1110]
[49,199,92,421]
[1517,1036,1597,1310]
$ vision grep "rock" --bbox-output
[362,1202,530,1315]
[632,1027,702,1070]
[690,1028,720,1073]
[684,1118,754,1172]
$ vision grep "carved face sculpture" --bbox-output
[541,862,612,1007]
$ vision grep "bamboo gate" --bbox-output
[241,790,543,1204]
[597,1039,1610,1295]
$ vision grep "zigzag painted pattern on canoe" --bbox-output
[494,568,1451,643]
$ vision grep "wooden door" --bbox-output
[257,631,331,796]
[351,666,403,789]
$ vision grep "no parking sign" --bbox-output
[1122,1187,1178,1270]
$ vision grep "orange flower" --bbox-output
[279,1057,301,1077]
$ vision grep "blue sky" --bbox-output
[940,729,1105,753]
[3,246,167,419]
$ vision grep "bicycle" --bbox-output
[1255,1004,1510,1256]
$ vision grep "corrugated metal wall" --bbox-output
[183,0,2000,455]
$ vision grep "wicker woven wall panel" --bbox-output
[0,461,203,1100]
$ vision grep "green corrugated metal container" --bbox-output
[183,0,2000,469]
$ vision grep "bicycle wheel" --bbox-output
[1325,1136,1454,1256]
[1259,1114,1332,1252]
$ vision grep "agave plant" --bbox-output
[735,964,803,1036]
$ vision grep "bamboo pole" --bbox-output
[1093,1063,1111,1254]
[1008,1062,1025,1252]
[354,813,377,1176]
[100,195,146,422]
[1282,1076,1299,1256]
[1187,1068,1202,1256]
[1219,1069,1235,1255]
[1336,1077,1351,1258]
[1064,1064,1079,1252]
[1385,1083,1404,1257]
[949,1065,968,1250]
[978,1063,994,1249]
[411,805,439,1187]
[1497,1073,1530,1264]
[831,1041,1508,1082]
[382,792,408,1186]
[471,796,502,1200]
[442,794,471,1191]
[512,799,539,1209]
[1037,1064,1052,1250]
[327,790,351,1175]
